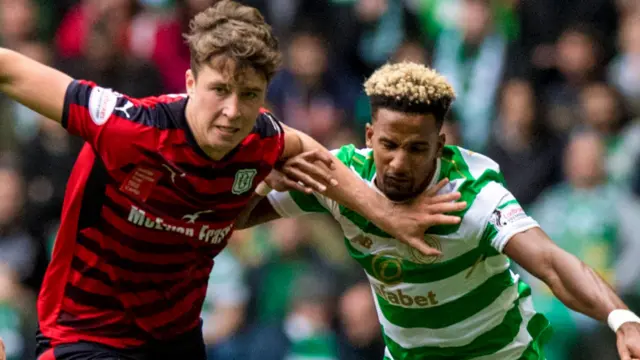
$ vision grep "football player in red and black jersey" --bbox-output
[0,1,465,359]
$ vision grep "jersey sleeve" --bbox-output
[266,144,358,218]
[62,80,163,165]
[62,80,152,147]
[481,189,540,253]
[256,110,286,162]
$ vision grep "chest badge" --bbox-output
[232,169,257,195]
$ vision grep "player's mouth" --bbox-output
[214,125,240,137]
[385,175,410,187]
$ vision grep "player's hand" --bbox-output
[274,149,338,194]
[617,322,640,360]
[0,336,6,360]
[385,178,466,256]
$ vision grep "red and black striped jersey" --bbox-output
[37,80,285,348]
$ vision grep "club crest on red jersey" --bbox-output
[232,169,257,195]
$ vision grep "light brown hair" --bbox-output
[183,0,281,81]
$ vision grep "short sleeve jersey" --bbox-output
[37,80,284,348]
[268,145,551,360]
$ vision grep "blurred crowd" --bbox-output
[0,0,640,359]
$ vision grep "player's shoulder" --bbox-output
[253,109,284,138]
[330,145,375,180]
[440,145,504,187]
[440,146,510,227]
[71,79,188,130]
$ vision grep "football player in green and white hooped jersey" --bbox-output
[238,62,640,360]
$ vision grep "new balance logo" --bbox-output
[182,210,215,224]
[115,101,134,119]
[162,164,186,184]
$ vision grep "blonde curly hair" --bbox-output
[364,62,456,127]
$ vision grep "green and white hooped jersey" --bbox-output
[267,145,552,360]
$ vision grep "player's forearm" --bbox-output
[0,48,17,89]
[293,131,394,229]
[0,48,70,122]
[235,196,281,229]
[544,250,627,322]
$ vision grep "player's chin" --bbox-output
[384,187,414,202]
[207,129,242,147]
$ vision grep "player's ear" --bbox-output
[186,69,196,96]
[365,122,374,148]
[436,133,446,157]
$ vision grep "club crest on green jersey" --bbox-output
[232,169,257,195]
[410,235,443,264]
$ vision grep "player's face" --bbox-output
[366,109,445,202]
[185,61,267,159]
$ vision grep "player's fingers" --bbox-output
[424,178,449,196]
[293,157,337,187]
[426,214,462,226]
[427,201,467,214]
[284,167,328,193]
[428,191,462,204]
[405,238,442,256]
[281,177,313,194]
[304,150,337,171]
[618,336,631,360]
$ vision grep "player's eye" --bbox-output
[241,91,259,100]
[381,141,397,150]
[410,145,429,153]
[211,86,229,96]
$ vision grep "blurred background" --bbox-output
[0,0,639,359]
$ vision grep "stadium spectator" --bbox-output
[528,130,640,360]
[0,0,40,151]
[0,163,39,288]
[246,272,339,360]
[608,11,640,116]
[336,282,385,360]
[58,18,164,98]
[327,0,421,80]
[54,0,141,59]
[0,164,38,360]
[19,113,83,244]
[0,0,38,49]
[544,25,605,135]
[579,83,640,187]
[201,247,249,360]
[240,0,331,42]
[129,0,216,93]
[432,0,509,151]
[266,28,360,145]
[485,78,564,208]
[245,218,337,325]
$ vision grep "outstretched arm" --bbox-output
[280,126,466,256]
[505,228,640,359]
[0,48,72,122]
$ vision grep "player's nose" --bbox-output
[388,151,410,173]
[221,93,241,120]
